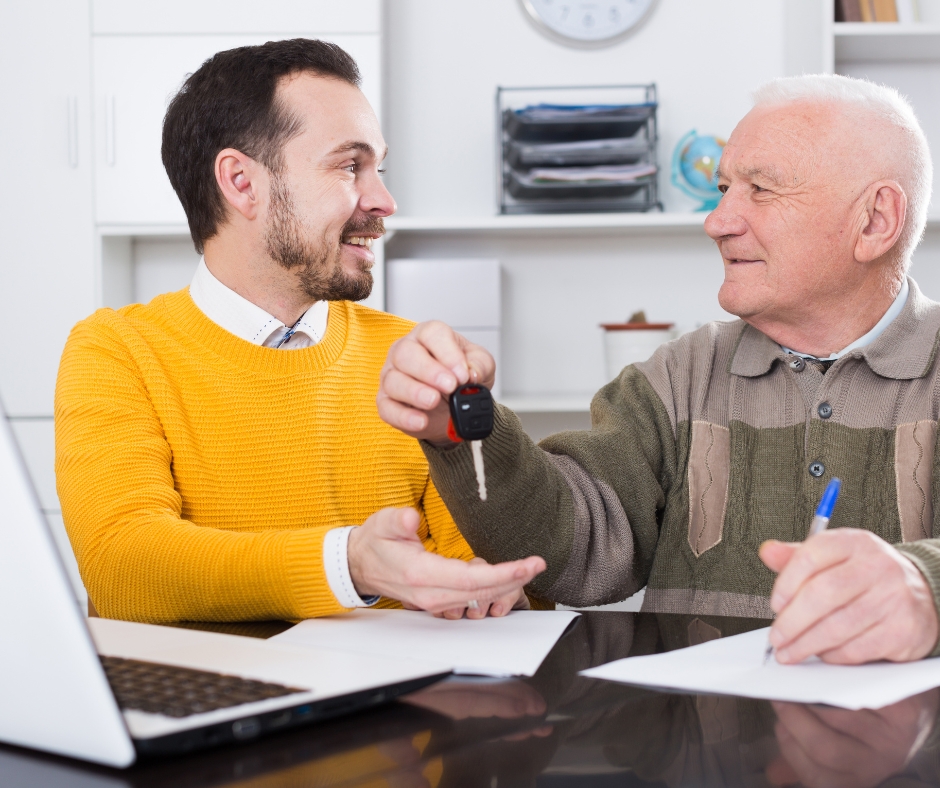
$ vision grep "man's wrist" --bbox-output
[895,546,940,659]
[325,526,379,608]
[425,436,461,450]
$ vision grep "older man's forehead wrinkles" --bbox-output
[740,164,788,186]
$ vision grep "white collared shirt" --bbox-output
[189,258,329,349]
[189,258,376,609]
[782,278,910,361]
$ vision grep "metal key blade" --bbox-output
[471,440,487,501]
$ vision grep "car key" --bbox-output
[447,384,493,501]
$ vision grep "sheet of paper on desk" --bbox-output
[270,609,579,677]
[581,627,940,710]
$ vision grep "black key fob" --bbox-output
[448,384,493,441]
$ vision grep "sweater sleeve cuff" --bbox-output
[895,541,940,658]
[323,526,380,608]
[283,528,354,618]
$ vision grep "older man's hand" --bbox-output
[760,529,939,664]
[377,321,496,447]
[347,507,545,616]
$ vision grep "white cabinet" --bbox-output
[93,34,382,226]
[0,2,95,417]
[90,0,380,35]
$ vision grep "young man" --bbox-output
[55,39,544,623]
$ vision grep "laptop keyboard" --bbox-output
[100,656,305,718]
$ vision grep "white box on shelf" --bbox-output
[386,259,501,397]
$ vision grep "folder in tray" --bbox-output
[507,167,656,201]
[504,103,657,143]
[506,137,652,169]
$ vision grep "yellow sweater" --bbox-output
[54,289,475,623]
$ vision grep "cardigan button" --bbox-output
[818,402,833,419]
[789,357,805,372]
[809,462,825,478]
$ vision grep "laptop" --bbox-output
[0,405,450,768]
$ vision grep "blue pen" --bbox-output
[763,477,841,664]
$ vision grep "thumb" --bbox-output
[760,540,799,573]
[383,507,422,541]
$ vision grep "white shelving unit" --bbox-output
[385,212,706,237]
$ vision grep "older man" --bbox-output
[376,74,940,664]
[55,39,543,624]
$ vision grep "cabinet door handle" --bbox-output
[67,96,79,168]
[105,94,116,166]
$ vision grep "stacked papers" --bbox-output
[527,163,657,184]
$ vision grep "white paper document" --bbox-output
[581,627,940,710]
[271,609,579,677]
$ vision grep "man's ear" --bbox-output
[854,180,907,264]
[215,148,265,221]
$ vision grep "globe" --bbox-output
[671,130,726,211]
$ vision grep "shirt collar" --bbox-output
[781,278,909,361]
[730,277,940,380]
[188,258,328,347]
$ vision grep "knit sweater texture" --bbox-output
[55,289,474,623]
[425,277,940,652]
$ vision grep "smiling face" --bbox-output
[262,72,395,301]
[705,102,868,335]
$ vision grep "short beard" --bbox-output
[263,172,382,302]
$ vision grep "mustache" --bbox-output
[341,215,385,238]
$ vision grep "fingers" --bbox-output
[407,553,544,596]
[378,322,498,443]
[386,323,467,396]
[769,531,861,612]
[462,340,497,389]
[366,506,422,541]
[759,540,799,573]
[769,561,876,663]
[376,386,432,435]
[768,530,940,664]
[404,555,546,614]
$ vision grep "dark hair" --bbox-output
[161,38,361,254]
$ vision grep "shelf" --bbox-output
[834,23,940,61]
[385,212,707,238]
[96,214,940,240]
[98,224,190,237]
[500,393,593,413]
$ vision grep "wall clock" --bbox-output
[519,0,658,48]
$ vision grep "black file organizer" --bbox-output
[497,84,661,214]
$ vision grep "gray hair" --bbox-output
[753,74,932,266]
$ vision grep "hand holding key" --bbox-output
[378,320,496,447]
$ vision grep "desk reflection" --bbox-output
[3,612,940,787]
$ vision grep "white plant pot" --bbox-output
[602,324,676,381]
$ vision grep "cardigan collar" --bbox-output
[729,277,940,380]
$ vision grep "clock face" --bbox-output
[520,0,657,47]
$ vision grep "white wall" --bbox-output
[383,0,788,217]
[382,0,794,404]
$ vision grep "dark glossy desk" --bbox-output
[3,612,939,787]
